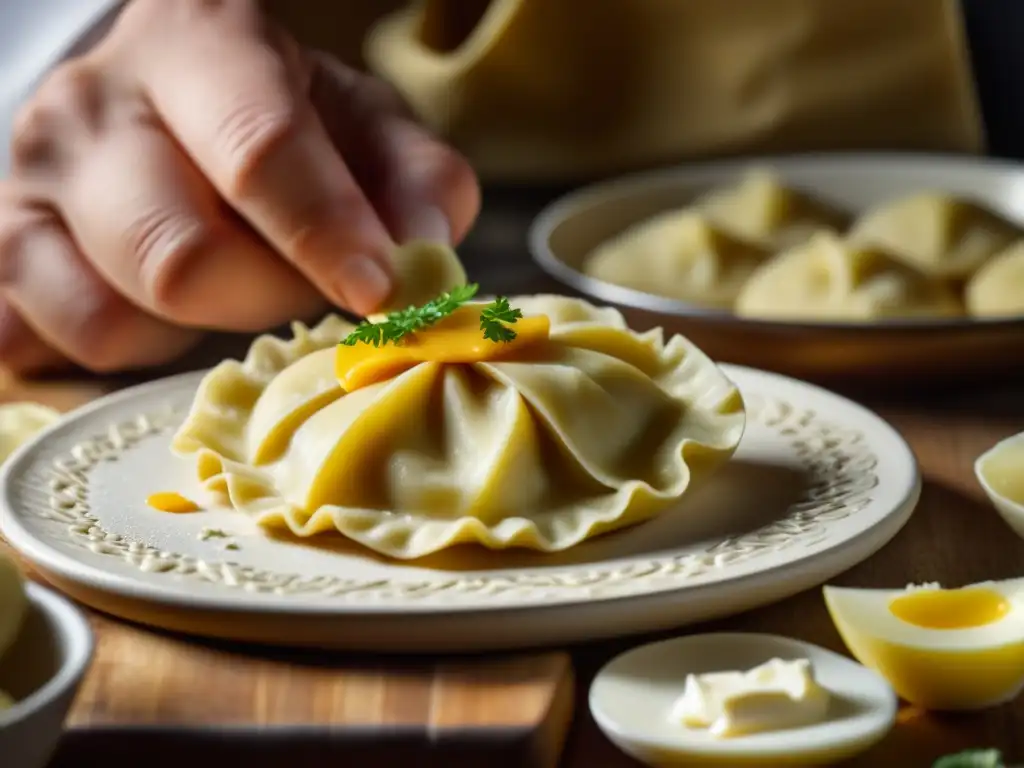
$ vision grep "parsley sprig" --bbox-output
[934,749,1006,768]
[480,296,523,343]
[340,284,523,347]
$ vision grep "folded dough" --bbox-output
[966,241,1024,318]
[698,169,849,251]
[173,294,745,559]
[848,192,1020,280]
[735,232,963,322]
[583,210,768,308]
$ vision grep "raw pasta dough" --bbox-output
[582,210,768,308]
[173,293,745,560]
[698,169,849,251]
[848,192,1020,280]
[966,241,1024,317]
[735,233,963,322]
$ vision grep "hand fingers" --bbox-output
[0,191,201,373]
[130,7,396,316]
[310,56,481,247]
[52,119,325,331]
[0,297,65,375]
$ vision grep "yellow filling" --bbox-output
[889,587,1010,629]
[335,305,550,392]
[981,444,1024,504]
[147,492,201,514]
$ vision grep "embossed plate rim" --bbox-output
[0,365,920,619]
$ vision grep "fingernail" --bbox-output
[404,205,451,245]
[337,256,393,315]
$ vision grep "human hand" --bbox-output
[0,0,479,374]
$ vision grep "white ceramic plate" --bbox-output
[589,633,897,767]
[0,365,919,652]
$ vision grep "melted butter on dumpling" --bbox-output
[848,192,1020,280]
[698,169,849,251]
[173,291,745,560]
[966,240,1024,317]
[735,232,963,322]
[582,210,768,308]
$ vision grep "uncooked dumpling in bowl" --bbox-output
[966,240,1024,318]
[697,169,850,251]
[172,243,745,560]
[582,210,768,308]
[735,232,963,322]
[847,192,1020,280]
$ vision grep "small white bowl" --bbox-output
[975,432,1024,541]
[0,582,94,768]
[589,632,896,768]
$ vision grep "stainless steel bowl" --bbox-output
[528,153,1024,387]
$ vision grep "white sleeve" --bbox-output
[0,0,124,177]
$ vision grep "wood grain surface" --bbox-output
[8,360,1024,768]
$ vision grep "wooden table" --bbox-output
[6,348,1023,768]
[4,197,1024,766]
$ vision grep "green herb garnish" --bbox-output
[341,283,480,347]
[934,749,1005,768]
[479,296,522,343]
[340,285,524,346]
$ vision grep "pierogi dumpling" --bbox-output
[735,233,963,322]
[698,169,849,251]
[173,292,745,560]
[583,210,768,308]
[966,240,1024,317]
[848,193,1020,280]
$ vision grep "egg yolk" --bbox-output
[335,306,550,392]
[147,492,201,514]
[889,587,1010,630]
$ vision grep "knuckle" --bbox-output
[217,101,301,199]
[10,60,104,172]
[35,61,103,119]
[123,207,214,315]
[10,102,62,172]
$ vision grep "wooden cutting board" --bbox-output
[0,374,575,768]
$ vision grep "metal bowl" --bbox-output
[528,153,1024,388]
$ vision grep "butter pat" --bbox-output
[670,657,831,737]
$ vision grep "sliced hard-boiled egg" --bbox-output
[824,580,1024,711]
[589,633,896,768]
[976,431,1024,541]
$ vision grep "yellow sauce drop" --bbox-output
[147,492,201,514]
[335,305,550,392]
[980,443,1024,504]
[889,587,1010,630]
